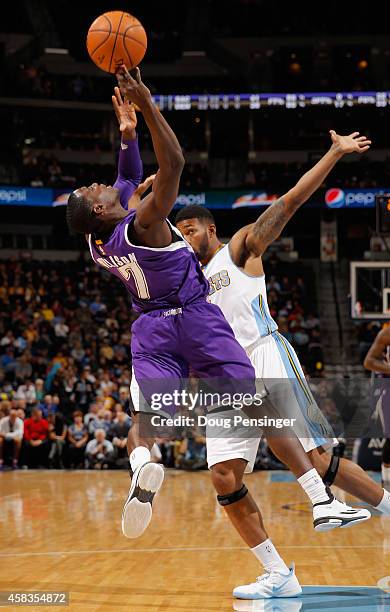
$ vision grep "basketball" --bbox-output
[86,11,147,74]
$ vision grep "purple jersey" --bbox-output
[88,211,209,313]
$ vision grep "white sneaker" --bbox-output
[121,462,164,539]
[313,488,371,532]
[233,600,302,611]
[233,564,302,600]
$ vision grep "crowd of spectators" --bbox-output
[0,255,322,470]
[16,147,390,193]
[244,158,390,193]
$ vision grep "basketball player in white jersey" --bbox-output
[176,130,390,599]
[364,325,390,488]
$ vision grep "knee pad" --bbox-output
[323,453,340,487]
[383,439,390,464]
[217,484,248,506]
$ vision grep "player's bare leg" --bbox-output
[122,413,164,539]
[308,446,390,515]
[211,459,302,599]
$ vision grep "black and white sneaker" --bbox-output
[121,462,164,539]
[313,487,371,532]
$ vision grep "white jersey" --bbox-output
[203,243,336,473]
[203,243,277,351]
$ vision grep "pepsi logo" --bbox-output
[325,188,345,208]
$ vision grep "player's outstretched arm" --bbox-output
[116,66,184,229]
[243,130,371,256]
[363,328,390,374]
[112,86,143,209]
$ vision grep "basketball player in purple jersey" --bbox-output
[66,65,258,537]
[364,326,390,488]
[67,68,360,562]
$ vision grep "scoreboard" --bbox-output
[151,91,390,111]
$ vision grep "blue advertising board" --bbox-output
[1,185,390,210]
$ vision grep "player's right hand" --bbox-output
[112,86,137,135]
[116,66,152,109]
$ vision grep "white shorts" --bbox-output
[207,331,337,473]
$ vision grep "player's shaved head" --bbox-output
[67,191,97,234]
[67,183,124,235]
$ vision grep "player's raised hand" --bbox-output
[112,86,137,136]
[330,130,372,155]
[116,65,152,109]
[127,174,156,210]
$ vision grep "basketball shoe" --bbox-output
[233,563,302,600]
[313,487,371,531]
[121,461,164,538]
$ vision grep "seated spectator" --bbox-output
[14,380,36,405]
[85,429,114,470]
[113,403,131,423]
[178,429,207,470]
[88,408,112,438]
[48,412,67,469]
[0,408,24,469]
[84,402,99,427]
[111,410,131,468]
[67,410,89,469]
[118,386,131,412]
[39,394,59,418]
[23,408,49,468]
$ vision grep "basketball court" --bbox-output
[1,470,389,611]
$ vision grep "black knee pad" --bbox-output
[323,453,340,487]
[217,484,248,506]
[383,439,390,464]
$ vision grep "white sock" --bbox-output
[297,468,330,505]
[375,488,390,515]
[382,465,390,486]
[130,446,151,473]
[251,539,289,574]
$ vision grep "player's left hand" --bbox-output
[112,86,137,137]
[127,174,156,210]
[330,130,372,155]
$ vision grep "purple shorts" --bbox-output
[130,299,256,414]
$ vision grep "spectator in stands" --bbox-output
[67,410,89,469]
[14,351,32,382]
[85,429,114,470]
[23,408,49,468]
[74,368,95,412]
[267,276,281,293]
[48,412,67,469]
[84,402,99,427]
[39,394,59,418]
[14,380,36,405]
[113,403,131,423]
[88,408,112,438]
[0,408,24,469]
[111,410,131,468]
[34,379,45,403]
[118,386,131,413]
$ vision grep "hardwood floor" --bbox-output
[0,469,389,611]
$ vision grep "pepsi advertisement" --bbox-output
[324,187,390,208]
[1,185,390,210]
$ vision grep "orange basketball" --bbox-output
[86,11,147,74]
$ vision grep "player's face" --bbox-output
[75,183,120,212]
[176,218,211,261]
